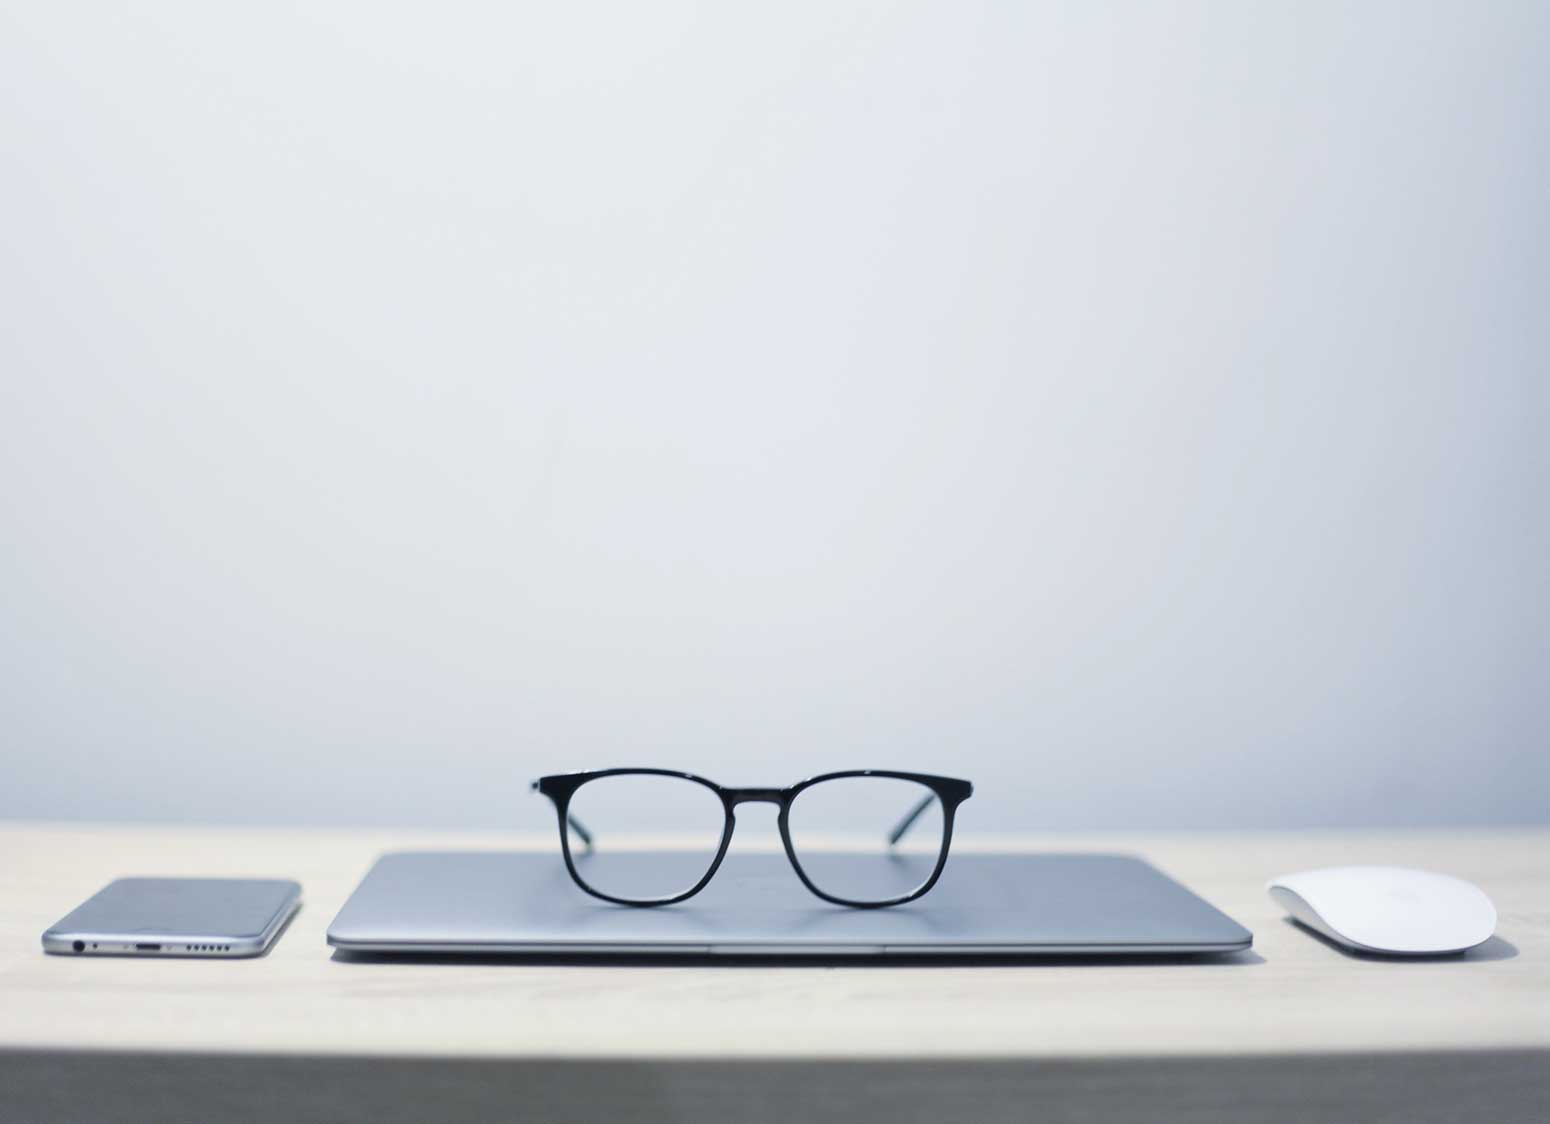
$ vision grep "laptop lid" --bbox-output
[327,851,1252,957]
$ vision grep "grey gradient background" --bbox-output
[2,2,1546,833]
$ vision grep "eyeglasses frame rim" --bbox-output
[532,767,974,909]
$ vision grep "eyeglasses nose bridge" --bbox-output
[725,788,785,807]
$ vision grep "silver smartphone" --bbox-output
[42,877,302,958]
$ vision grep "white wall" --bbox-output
[2,2,1546,833]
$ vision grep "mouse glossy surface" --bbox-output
[1267,866,1496,954]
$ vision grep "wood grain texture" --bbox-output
[0,823,1546,1064]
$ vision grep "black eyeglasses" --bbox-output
[531,768,973,908]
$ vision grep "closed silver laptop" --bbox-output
[327,850,1252,957]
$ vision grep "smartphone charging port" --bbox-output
[134,943,162,951]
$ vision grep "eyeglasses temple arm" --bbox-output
[531,783,595,849]
[887,794,937,846]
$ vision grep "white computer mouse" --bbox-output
[1266,866,1496,955]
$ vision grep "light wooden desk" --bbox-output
[1,824,1545,1123]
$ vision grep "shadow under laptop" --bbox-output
[330,946,1265,968]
